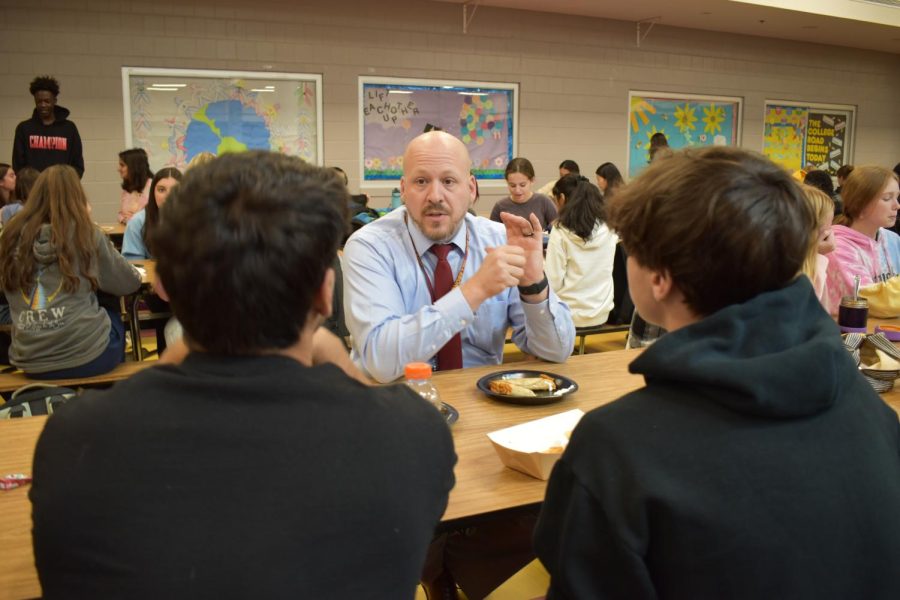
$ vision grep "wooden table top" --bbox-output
[0,416,46,600]
[3,329,900,598]
[434,350,643,521]
[128,259,155,287]
[98,222,125,237]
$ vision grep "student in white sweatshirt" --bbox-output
[546,175,618,327]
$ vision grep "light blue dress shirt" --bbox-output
[342,208,575,383]
[121,209,149,260]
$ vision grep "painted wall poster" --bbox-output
[359,77,518,186]
[122,67,323,172]
[763,101,855,175]
[627,91,742,179]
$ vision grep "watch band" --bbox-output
[517,273,549,296]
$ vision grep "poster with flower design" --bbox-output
[626,91,742,179]
[359,77,518,187]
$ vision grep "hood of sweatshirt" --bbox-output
[557,221,616,250]
[30,104,71,124]
[33,224,60,266]
[629,277,853,419]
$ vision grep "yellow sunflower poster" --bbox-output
[627,91,742,179]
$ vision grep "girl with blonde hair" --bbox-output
[799,185,835,311]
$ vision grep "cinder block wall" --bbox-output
[1,0,898,221]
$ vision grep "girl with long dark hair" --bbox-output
[545,177,618,327]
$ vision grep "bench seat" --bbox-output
[0,360,152,395]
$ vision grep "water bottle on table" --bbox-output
[404,362,442,411]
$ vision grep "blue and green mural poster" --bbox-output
[124,67,322,173]
[360,77,517,185]
[627,92,742,179]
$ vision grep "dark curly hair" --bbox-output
[29,76,60,97]
[152,151,350,354]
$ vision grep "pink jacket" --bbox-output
[825,225,900,314]
[117,179,151,224]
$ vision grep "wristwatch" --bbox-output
[518,273,549,295]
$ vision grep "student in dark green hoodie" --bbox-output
[535,146,900,599]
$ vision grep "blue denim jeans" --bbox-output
[28,307,126,380]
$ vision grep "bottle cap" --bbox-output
[404,362,432,380]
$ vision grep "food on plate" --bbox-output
[511,374,557,391]
[489,380,536,397]
[488,374,557,397]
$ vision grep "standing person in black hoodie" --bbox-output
[12,76,84,178]
[535,146,900,599]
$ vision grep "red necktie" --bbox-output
[430,244,463,371]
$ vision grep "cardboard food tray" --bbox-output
[487,409,585,480]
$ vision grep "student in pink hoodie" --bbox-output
[825,166,900,313]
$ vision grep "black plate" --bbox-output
[441,402,459,425]
[476,370,578,405]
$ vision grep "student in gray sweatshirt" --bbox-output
[0,165,141,378]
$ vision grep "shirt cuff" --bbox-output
[433,287,476,334]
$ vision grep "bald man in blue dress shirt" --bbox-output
[343,131,575,383]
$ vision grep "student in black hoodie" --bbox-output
[12,75,84,178]
[535,146,900,600]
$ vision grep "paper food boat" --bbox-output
[487,409,585,480]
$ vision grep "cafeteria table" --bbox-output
[2,337,900,598]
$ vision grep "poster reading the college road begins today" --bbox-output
[763,102,855,175]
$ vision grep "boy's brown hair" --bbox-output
[607,146,814,317]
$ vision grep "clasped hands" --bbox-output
[461,212,546,309]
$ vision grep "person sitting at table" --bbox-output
[594,162,624,198]
[30,151,456,599]
[804,168,842,216]
[121,167,182,260]
[537,159,579,197]
[545,176,617,328]
[0,165,141,378]
[0,163,15,208]
[489,157,558,231]
[116,147,153,224]
[800,184,835,312]
[824,166,900,315]
[342,131,574,599]
[343,131,575,383]
[121,167,182,354]
[534,146,900,599]
[1,166,38,227]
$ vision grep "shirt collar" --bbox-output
[404,207,468,258]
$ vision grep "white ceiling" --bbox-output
[432,0,900,54]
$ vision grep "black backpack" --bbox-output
[0,384,77,418]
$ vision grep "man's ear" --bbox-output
[312,267,335,319]
[649,269,675,303]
